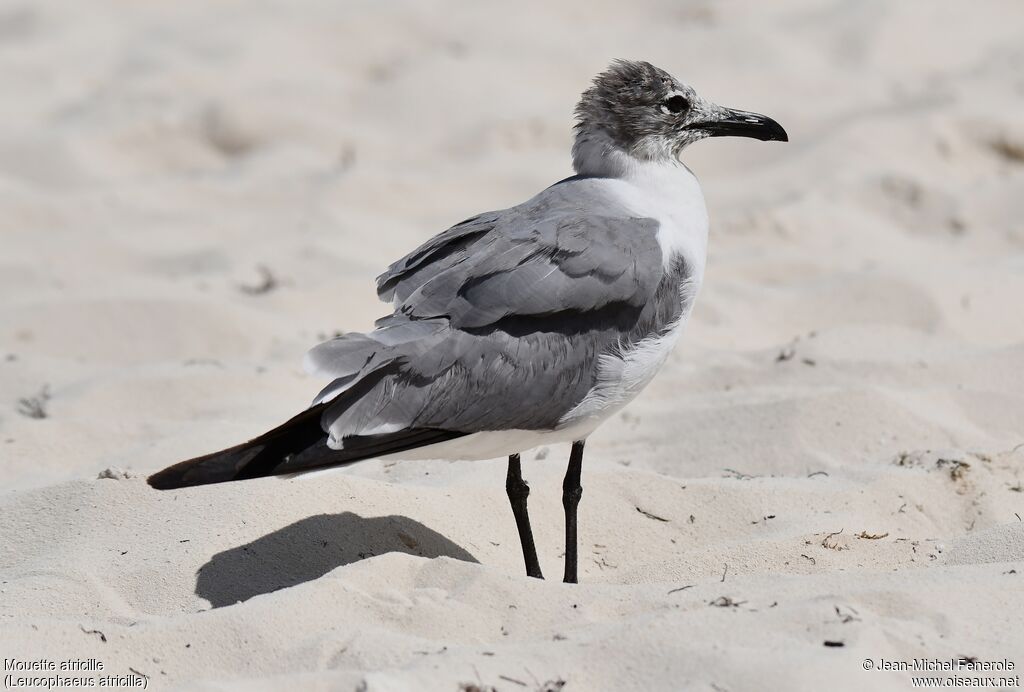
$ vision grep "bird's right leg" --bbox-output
[561,440,585,584]
[506,453,544,579]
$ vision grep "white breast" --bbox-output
[555,157,709,431]
[613,160,709,273]
[573,131,710,275]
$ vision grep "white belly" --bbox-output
[555,312,686,430]
[379,416,603,461]
[288,419,603,482]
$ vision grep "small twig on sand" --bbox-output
[856,531,889,540]
[822,529,847,550]
[79,625,106,643]
[723,468,756,480]
[635,506,669,522]
[498,675,527,687]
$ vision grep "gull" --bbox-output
[149,60,787,583]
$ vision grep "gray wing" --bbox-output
[306,179,679,448]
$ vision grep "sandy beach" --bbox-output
[1,1,1023,689]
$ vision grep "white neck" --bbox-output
[573,127,640,178]
[572,126,679,178]
[573,127,709,278]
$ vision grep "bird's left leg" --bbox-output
[562,440,585,584]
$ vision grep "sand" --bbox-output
[1,0,1023,690]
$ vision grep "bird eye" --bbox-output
[663,94,689,114]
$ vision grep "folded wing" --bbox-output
[306,179,668,450]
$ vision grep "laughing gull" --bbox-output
[149,60,787,583]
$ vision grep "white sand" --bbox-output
[2,1,1023,690]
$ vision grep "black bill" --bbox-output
[691,108,788,142]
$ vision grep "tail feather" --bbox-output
[147,404,465,490]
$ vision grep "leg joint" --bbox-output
[562,485,582,509]
[506,475,530,499]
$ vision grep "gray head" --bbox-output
[573,60,787,170]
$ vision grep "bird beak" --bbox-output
[690,107,788,142]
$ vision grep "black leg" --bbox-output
[562,440,585,584]
[506,453,543,579]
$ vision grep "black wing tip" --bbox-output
[146,460,208,490]
[146,446,257,490]
[147,472,177,489]
[147,469,184,490]
[147,461,252,490]
[147,428,469,490]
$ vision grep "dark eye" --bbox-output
[664,94,689,114]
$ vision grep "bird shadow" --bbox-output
[195,512,477,608]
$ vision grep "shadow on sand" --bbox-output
[195,512,477,607]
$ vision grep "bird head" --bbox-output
[573,60,787,171]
